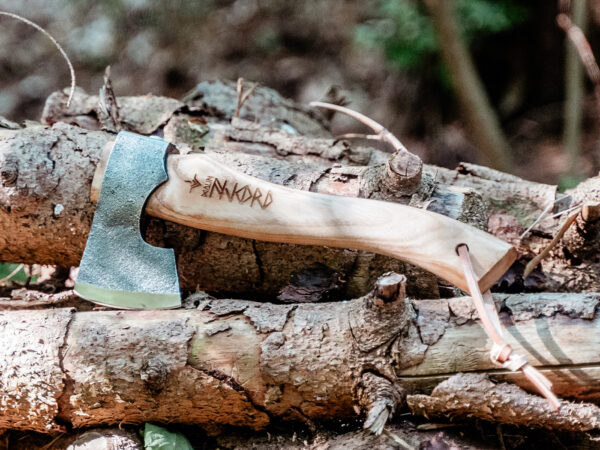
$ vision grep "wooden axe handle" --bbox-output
[138,154,516,293]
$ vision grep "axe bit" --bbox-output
[75,131,517,309]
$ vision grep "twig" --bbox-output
[547,202,582,219]
[382,428,414,450]
[38,433,64,450]
[310,101,408,153]
[0,11,76,107]
[556,10,600,115]
[334,133,382,141]
[497,424,507,450]
[519,196,579,240]
[524,207,582,279]
[233,77,258,119]
[312,101,422,195]
[0,263,23,285]
[519,201,556,240]
[98,65,121,131]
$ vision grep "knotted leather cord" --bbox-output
[456,244,561,410]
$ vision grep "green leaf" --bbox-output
[354,0,530,70]
[558,175,583,192]
[142,423,193,450]
[0,263,28,284]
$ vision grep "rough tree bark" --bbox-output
[2,81,600,445]
[2,285,600,435]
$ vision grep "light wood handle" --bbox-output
[144,154,516,293]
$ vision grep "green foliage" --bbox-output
[141,423,193,450]
[355,0,529,70]
[0,263,28,284]
[558,174,583,192]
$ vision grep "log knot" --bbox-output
[355,372,405,435]
[348,273,410,352]
[0,154,18,187]
[140,356,170,395]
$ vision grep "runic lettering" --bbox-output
[210,178,230,200]
[201,176,214,197]
[262,191,273,208]
[234,184,253,204]
[188,174,273,209]
[186,174,202,192]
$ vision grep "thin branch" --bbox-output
[557,10,600,116]
[38,433,65,450]
[382,428,415,450]
[0,11,76,107]
[233,77,258,119]
[519,202,556,241]
[334,133,382,141]
[524,207,582,278]
[0,264,23,285]
[547,202,582,219]
[519,195,575,240]
[310,101,408,153]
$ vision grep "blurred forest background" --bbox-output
[1,0,599,188]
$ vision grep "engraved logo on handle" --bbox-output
[187,174,273,209]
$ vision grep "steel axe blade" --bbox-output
[74,131,180,309]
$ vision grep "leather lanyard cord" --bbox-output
[457,244,560,410]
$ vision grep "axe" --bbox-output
[74,131,517,309]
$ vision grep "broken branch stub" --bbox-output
[356,372,405,435]
[373,272,406,303]
[379,150,423,198]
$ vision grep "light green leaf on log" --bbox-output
[142,423,193,450]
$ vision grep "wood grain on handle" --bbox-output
[145,154,517,293]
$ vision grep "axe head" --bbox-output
[74,131,180,309]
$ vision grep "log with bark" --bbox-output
[2,81,600,300]
[2,81,600,443]
[3,277,600,435]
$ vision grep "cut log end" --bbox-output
[582,202,600,223]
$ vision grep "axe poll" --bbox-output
[75,131,517,309]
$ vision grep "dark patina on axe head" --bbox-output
[74,131,180,309]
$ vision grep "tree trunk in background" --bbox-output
[564,0,588,178]
[425,0,513,172]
